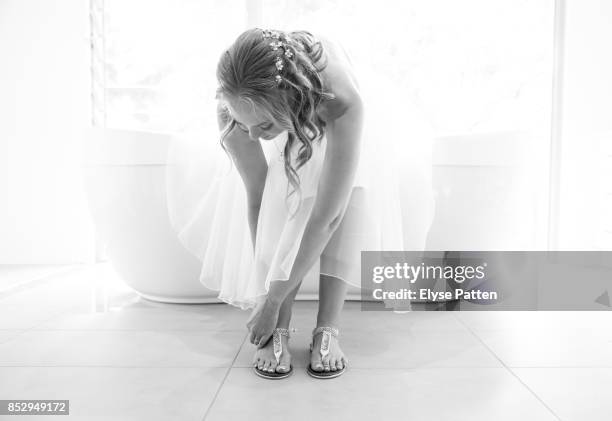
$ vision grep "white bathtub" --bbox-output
[82,127,436,304]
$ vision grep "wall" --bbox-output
[426,131,549,251]
[0,0,94,263]
[558,0,612,250]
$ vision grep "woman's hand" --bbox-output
[245,299,265,331]
[247,298,281,348]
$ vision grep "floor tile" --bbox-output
[37,303,248,332]
[513,368,612,421]
[0,330,23,345]
[0,264,185,329]
[0,366,225,420]
[0,264,76,293]
[0,330,245,367]
[206,367,557,421]
[456,310,612,331]
[0,295,74,330]
[0,268,98,329]
[290,301,468,332]
[2,265,609,419]
[470,327,612,367]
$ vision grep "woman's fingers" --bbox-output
[246,313,257,330]
[256,332,271,349]
[249,327,271,348]
[246,310,263,331]
[250,327,263,346]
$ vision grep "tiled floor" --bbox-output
[0,264,77,294]
[0,264,611,420]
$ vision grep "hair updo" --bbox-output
[216,28,335,211]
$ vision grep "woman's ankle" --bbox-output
[315,318,340,329]
[275,302,294,329]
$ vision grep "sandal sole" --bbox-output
[253,365,293,380]
[307,364,346,379]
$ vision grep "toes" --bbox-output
[277,357,290,373]
[341,357,349,368]
[268,360,277,373]
[336,359,344,370]
[322,356,331,372]
[310,348,324,371]
[330,357,337,371]
[311,356,324,372]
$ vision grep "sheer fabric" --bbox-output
[166,62,435,310]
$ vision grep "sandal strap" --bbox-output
[312,326,339,338]
[272,328,290,365]
[311,326,339,359]
[275,327,291,337]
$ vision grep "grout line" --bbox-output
[200,365,612,370]
[0,327,458,332]
[201,331,248,421]
[0,364,244,368]
[485,366,612,369]
[0,328,250,332]
[455,315,563,421]
[0,364,609,370]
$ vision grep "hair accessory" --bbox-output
[261,29,294,85]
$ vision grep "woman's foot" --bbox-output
[310,326,348,373]
[253,328,292,374]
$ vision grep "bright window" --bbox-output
[92,0,554,138]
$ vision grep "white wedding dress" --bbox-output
[166,70,436,310]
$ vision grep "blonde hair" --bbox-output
[216,28,335,213]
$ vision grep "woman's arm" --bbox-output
[266,93,364,306]
[217,103,268,250]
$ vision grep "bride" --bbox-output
[218,28,365,380]
[168,28,435,380]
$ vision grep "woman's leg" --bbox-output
[253,280,302,373]
[311,274,349,372]
[277,279,303,328]
[310,187,363,372]
[316,274,348,328]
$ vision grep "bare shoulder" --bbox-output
[313,33,363,122]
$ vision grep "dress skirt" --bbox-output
[166,77,436,310]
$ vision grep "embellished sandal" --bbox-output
[307,326,346,379]
[253,327,293,379]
